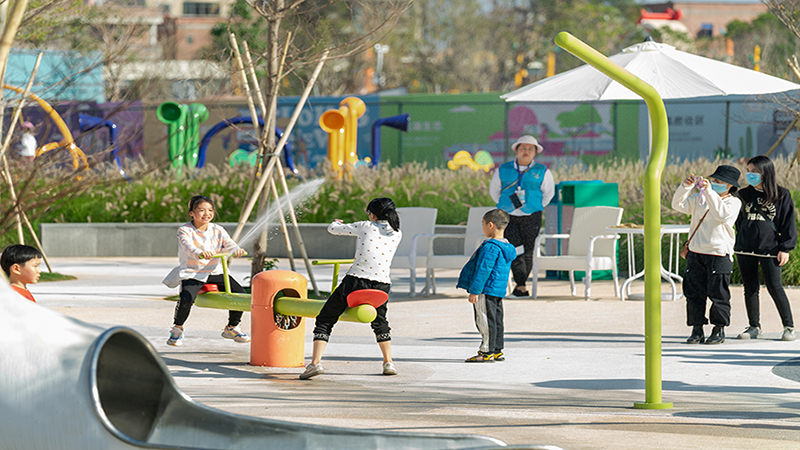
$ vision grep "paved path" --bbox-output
[29,257,800,450]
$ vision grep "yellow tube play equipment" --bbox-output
[554,32,672,410]
[319,109,346,173]
[339,96,365,172]
[4,84,88,170]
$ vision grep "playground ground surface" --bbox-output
[30,257,800,450]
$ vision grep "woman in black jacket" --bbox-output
[735,156,797,341]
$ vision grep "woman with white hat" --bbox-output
[489,135,555,297]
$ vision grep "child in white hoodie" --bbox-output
[672,165,742,345]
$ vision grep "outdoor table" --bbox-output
[606,224,690,301]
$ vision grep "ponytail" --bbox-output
[367,197,400,231]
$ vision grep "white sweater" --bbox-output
[671,184,742,258]
[177,222,240,281]
[328,220,402,284]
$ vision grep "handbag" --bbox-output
[681,211,709,259]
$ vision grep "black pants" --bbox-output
[738,254,794,328]
[473,294,504,353]
[174,274,245,327]
[313,275,391,342]
[505,212,542,287]
[683,251,733,327]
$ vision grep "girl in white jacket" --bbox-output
[672,165,742,345]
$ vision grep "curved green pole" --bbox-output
[554,32,672,409]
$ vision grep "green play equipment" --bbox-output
[193,255,377,323]
[554,31,672,410]
[156,101,208,169]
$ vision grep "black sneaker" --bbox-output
[686,326,704,344]
[705,326,725,345]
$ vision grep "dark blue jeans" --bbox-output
[505,212,542,287]
[174,274,245,327]
[313,275,391,343]
[738,254,794,328]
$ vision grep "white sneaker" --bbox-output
[782,327,796,341]
[167,326,183,346]
[299,363,324,380]
[382,361,397,375]
[221,326,251,343]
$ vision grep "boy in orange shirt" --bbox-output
[1,244,42,302]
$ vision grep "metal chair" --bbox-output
[531,206,623,300]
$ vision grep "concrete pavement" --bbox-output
[28,257,800,450]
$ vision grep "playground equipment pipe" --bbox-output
[184,103,208,168]
[339,96,366,170]
[554,31,672,410]
[156,101,187,169]
[3,84,88,170]
[370,113,410,168]
[197,116,299,176]
[0,286,507,449]
[319,109,346,171]
[79,113,126,178]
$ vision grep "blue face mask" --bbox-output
[746,172,762,186]
[710,182,728,194]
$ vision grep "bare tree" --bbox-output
[231,0,411,274]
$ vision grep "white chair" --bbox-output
[421,206,494,295]
[531,206,623,300]
[392,207,438,296]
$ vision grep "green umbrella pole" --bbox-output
[554,32,672,410]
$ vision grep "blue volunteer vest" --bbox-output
[496,161,547,214]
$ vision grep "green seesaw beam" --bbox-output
[193,254,377,323]
[194,293,376,323]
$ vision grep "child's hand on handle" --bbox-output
[201,250,215,260]
[232,248,247,258]
[468,294,479,304]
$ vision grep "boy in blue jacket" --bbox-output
[457,209,517,362]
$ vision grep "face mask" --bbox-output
[746,172,762,186]
[710,182,728,194]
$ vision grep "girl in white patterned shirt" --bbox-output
[166,195,248,347]
[300,197,402,380]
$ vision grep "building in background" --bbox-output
[90,0,236,60]
[640,0,767,37]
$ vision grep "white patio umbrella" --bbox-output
[502,40,800,102]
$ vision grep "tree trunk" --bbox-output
[250,0,284,279]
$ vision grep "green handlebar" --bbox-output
[312,259,355,292]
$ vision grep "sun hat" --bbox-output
[708,165,740,187]
[511,135,544,153]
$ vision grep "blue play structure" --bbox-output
[78,113,127,179]
[198,116,299,176]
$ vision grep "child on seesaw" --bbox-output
[456,209,516,362]
[163,195,248,347]
[300,197,402,380]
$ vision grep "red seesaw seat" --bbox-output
[198,284,219,295]
[346,289,389,308]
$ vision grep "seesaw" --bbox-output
[192,254,387,367]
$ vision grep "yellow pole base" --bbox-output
[634,401,673,410]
